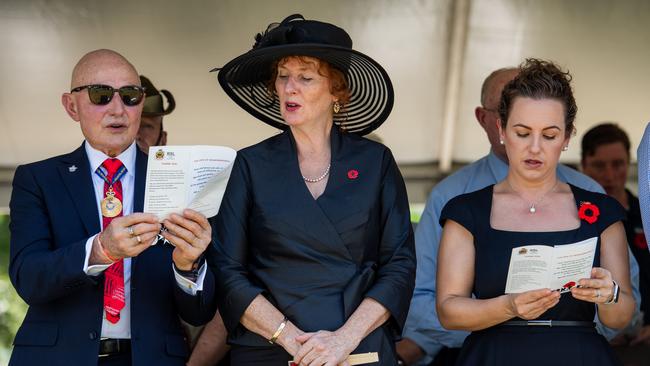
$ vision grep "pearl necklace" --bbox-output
[506,179,559,214]
[302,163,331,183]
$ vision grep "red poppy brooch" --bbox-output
[578,202,600,224]
[347,169,359,180]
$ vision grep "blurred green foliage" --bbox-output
[0,214,27,363]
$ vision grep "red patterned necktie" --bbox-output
[97,158,126,324]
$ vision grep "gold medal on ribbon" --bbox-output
[101,186,122,218]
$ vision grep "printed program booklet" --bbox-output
[504,237,597,294]
[143,145,236,220]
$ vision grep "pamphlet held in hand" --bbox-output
[143,145,237,220]
[504,237,597,294]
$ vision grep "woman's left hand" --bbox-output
[163,209,212,271]
[293,330,358,366]
[571,267,615,304]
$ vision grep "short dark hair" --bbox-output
[499,58,577,138]
[581,123,631,161]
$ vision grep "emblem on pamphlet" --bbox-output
[155,149,165,160]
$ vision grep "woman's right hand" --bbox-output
[506,289,560,320]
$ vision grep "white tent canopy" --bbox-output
[1,0,648,168]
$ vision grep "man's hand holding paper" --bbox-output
[163,208,212,271]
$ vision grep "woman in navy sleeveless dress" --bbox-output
[436,59,635,366]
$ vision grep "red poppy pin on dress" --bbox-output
[578,202,600,224]
[347,169,359,179]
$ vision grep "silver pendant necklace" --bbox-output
[506,179,559,214]
[302,163,331,183]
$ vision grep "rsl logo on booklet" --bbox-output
[517,247,538,255]
[154,148,176,161]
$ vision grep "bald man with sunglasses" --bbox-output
[8,49,217,366]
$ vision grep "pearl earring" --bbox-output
[562,145,569,151]
[499,139,504,145]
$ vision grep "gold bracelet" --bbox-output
[268,317,288,344]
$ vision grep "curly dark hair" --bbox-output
[498,58,577,138]
[581,122,630,161]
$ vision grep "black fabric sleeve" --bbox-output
[363,148,416,335]
[593,193,626,233]
[439,193,476,235]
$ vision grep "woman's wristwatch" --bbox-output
[603,280,620,304]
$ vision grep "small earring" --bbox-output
[333,102,341,114]
[499,139,504,145]
[562,145,569,151]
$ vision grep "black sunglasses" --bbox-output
[71,84,145,106]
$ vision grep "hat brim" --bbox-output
[142,89,176,117]
[214,44,394,136]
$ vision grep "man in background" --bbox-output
[136,75,174,153]
[581,123,650,346]
[639,123,650,251]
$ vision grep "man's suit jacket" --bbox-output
[208,127,416,364]
[8,144,216,366]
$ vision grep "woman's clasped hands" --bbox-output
[291,329,360,366]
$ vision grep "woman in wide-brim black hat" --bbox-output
[207,14,415,365]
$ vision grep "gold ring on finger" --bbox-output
[128,226,135,237]
[136,235,142,244]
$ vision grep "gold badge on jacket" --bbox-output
[101,186,122,218]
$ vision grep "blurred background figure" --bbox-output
[136,75,175,153]
[639,123,650,251]
[581,123,650,349]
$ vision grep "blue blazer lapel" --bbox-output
[58,143,100,236]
